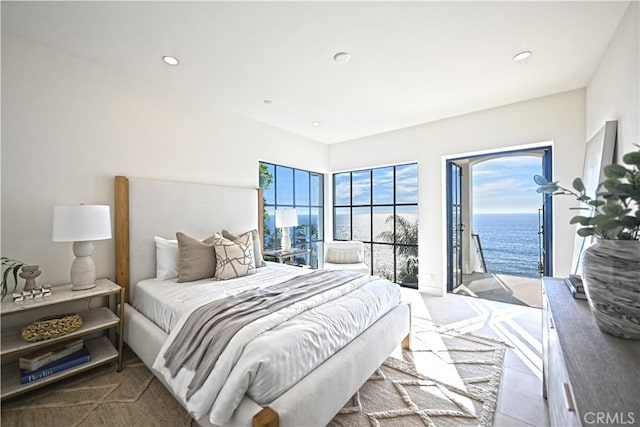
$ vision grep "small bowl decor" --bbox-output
[21,313,83,342]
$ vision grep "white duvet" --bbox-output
[140,265,400,426]
[132,263,308,333]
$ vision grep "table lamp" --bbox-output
[275,208,298,252]
[52,205,112,290]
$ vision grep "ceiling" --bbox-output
[2,1,630,144]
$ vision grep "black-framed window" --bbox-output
[259,162,324,268]
[333,163,418,288]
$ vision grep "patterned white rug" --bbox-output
[329,327,507,427]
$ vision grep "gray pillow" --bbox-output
[222,229,266,268]
[176,232,216,282]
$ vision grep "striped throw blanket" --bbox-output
[162,269,364,399]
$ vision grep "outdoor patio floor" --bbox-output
[454,272,542,308]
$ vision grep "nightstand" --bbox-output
[264,248,312,267]
[0,278,124,400]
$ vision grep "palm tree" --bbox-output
[377,215,418,283]
[377,215,418,255]
[294,223,319,267]
[259,164,274,246]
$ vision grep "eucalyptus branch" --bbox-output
[533,146,640,240]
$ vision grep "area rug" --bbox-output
[330,328,506,427]
[0,350,195,427]
[1,328,506,427]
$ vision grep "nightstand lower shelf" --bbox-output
[1,307,119,357]
[1,336,118,400]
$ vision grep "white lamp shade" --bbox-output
[52,205,112,242]
[275,208,298,228]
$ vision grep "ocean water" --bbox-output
[473,213,541,278]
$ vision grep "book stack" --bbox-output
[565,274,587,300]
[19,339,91,384]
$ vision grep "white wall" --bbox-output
[329,90,586,295]
[587,1,639,158]
[1,34,329,287]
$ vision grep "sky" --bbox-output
[334,164,418,206]
[472,155,543,214]
[263,158,540,215]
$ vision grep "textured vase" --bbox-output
[582,239,640,339]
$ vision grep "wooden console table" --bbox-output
[542,277,640,426]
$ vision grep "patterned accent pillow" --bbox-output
[214,232,256,280]
[222,229,266,268]
[176,232,216,282]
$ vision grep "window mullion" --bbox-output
[369,169,374,273]
[350,172,353,241]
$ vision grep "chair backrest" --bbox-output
[325,241,364,264]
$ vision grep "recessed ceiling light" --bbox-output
[263,99,272,104]
[312,121,321,126]
[333,52,351,63]
[162,56,179,66]
[513,51,532,62]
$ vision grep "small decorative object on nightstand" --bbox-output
[21,313,83,342]
[19,265,41,291]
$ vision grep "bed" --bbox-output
[113,175,411,427]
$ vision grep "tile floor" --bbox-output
[400,288,550,427]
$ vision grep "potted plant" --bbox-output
[1,257,26,301]
[534,146,640,339]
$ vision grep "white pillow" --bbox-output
[327,248,362,264]
[154,236,179,280]
[326,241,364,264]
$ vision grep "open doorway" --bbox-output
[446,146,552,308]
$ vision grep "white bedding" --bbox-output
[132,262,309,333]
[135,265,401,426]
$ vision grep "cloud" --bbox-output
[475,177,537,195]
[472,169,500,178]
[335,165,418,205]
[474,155,541,170]
[396,164,418,178]
[472,156,542,213]
[334,174,351,202]
[352,178,371,202]
[373,168,394,185]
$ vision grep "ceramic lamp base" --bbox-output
[70,241,97,291]
[281,228,292,252]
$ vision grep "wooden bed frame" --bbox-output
[114,176,411,427]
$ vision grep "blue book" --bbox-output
[20,346,91,384]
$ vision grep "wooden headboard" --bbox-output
[114,176,263,303]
